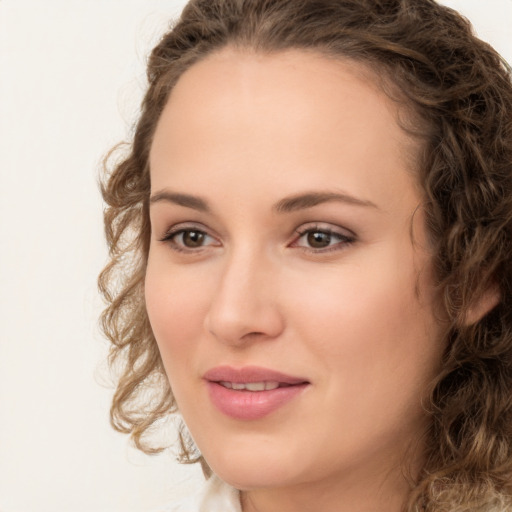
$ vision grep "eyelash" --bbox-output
[159,224,218,253]
[159,223,355,254]
[292,224,355,253]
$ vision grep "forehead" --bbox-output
[149,49,421,213]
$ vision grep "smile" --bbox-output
[219,381,282,391]
[204,366,310,420]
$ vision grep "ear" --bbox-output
[464,284,500,326]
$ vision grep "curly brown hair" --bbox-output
[99,0,512,509]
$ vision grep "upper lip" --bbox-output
[203,365,309,385]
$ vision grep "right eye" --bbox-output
[160,227,219,252]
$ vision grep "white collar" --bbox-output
[198,475,242,512]
[162,474,241,512]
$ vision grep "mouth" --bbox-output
[203,366,310,420]
[203,365,309,386]
[218,381,293,391]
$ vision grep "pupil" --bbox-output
[183,231,204,247]
[307,231,330,248]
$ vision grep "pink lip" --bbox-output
[203,365,310,421]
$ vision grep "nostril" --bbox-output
[203,275,285,345]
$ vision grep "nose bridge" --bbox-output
[204,243,283,344]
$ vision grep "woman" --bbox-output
[99,0,512,510]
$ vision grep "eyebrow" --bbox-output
[150,191,211,212]
[149,189,378,213]
[273,191,378,213]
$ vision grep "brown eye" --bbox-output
[181,230,206,248]
[307,231,332,248]
[161,227,218,251]
[293,226,354,252]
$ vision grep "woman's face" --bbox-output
[146,49,443,498]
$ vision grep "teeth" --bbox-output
[219,381,280,391]
[245,382,266,391]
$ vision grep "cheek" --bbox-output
[287,259,440,456]
[288,245,440,392]
[144,260,210,375]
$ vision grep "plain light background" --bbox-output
[0,1,510,511]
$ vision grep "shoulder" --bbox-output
[158,475,241,512]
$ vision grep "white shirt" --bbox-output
[160,475,242,512]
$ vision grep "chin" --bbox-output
[214,465,296,491]
[202,441,303,490]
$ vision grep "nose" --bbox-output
[204,249,285,346]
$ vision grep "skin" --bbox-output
[146,49,444,512]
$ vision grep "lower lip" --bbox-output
[206,381,308,420]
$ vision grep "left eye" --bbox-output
[294,228,353,250]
